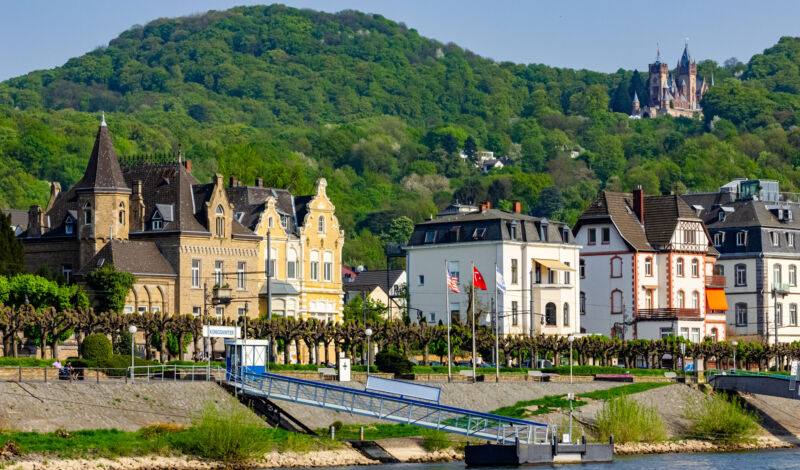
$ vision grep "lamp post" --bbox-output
[731,341,738,371]
[128,325,137,383]
[365,328,373,378]
[567,334,575,443]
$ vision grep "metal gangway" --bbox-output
[708,369,800,400]
[228,370,549,445]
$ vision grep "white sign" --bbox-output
[338,358,351,382]
[203,325,240,338]
[792,360,799,377]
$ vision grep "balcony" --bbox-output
[213,286,232,305]
[636,308,701,320]
[774,283,791,296]
[706,275,726,288]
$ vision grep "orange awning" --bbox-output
[706,288,728,311]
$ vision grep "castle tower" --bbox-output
[677,41,697,108]
[632,91,640,113]
[648,45,669,108]
[75,114,132,267]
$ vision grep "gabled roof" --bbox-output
[643,194,698,247]
[342,269,405,295]
[77,240,175,277]
[575,192,652,251]
[74,124,130,193]
[122,162,205,233]
[3,209,28,230]
[224,185,296,233]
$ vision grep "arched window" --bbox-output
[645,289,653,309]
[692,291,699,309]
[710,327,719,342]
[268,216,274,229]
[215,205,225,237]
[644,257,653,277]
[611,290,622,314]
[318,215,325,234]
[610,256,622,278]
[676,258,684,277]
[83,202,93,225]
[677,290,685,308]
[774,264,783,286]
[216,205,224,215]
[118,202,125,225]
[691,259,699,277]
[545,302,557,326]
[563,303,570,327]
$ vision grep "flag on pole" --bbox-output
[473,266,487,290]
[446,270,460,293]
[496,266,506,292]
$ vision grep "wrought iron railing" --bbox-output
[636,308,701,320]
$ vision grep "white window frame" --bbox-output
[191,259,200,288]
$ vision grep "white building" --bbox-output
[574,189,725,342]
[405,203,580,336]
[342,269,407,322]
[683,179,800,344]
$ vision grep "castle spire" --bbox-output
[74,121,130,193]
[655,43,661,63]
[632,91,640,104]
[680,39,693,66]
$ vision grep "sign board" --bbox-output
[366,375,441,403]
[338,358,351,382]
[203,325,240,338]
[791,360,799,377]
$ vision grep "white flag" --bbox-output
[496,266,506,292]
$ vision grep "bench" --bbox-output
[317,367,336,380]
[527,370,551,382]
[594,374,634,383]
[664,371,677,379]
[459,370,474,377]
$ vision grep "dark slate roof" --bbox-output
[644,194,698,248]
[77,240,175,276]
[122,163,206,233]
[74,124,130,193]
[680,42,693,66]
[224,186,296,233]
[3,209,28,230]
[342,269,405,295]
[408,208,574,246]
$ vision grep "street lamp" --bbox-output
[128,325,137,383]
[567,334,575,443]
[365,328,373,377]
[731,341,738,371]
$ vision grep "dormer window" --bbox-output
[772,231,780,247]
[151,210,163,230]
[235,212,244,223]
[424,230,436,243]
[83,203,92,225]
[510,221,518,240]
[718,211,725,222]
[736,231,746,246]
[714,232,724,246]
[215,205,225,237]
[64,214,75,235]
[473,227,487,240]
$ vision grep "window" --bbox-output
[280,215,290,230]
[791,265,797,287]
[684,229,696,244]
[777,303,784,326]
[237,262,246,289]
[645,257,653,276]
[676,258,684,277]
[691,259,699,277]
[736,231,746,246]
[548,268,557,284]
[419,275,424,285]
[424,230,436,243]
[213,261,223,286]
[791,304,798,326]
[215,307,224,318]
[323,252,333,282]
[611,256,622,278]
[660,328,674,339]
[287,249,297,279]
[774,264,783,286]
[690,328,700,343]
[310,251,320,281]
[215,205,225,237]
[118,202,125,225]
[237,307,246,318]
[714,232,724,246]
[772,231,780,247]
[449,261,460,283]
[545,302,557,325]
[711,328,719,342]
[588,228,597,245]
[680,327,689,340]
[83,203,92,225]
[191,259,200,288]
[429,313,436,323]
[677,290,685,308]
[511,301,519,326]
[535,264,542,284]
[511,259,518,284]
[714,264,725,276]
[735,264,747,286]
[563,303,570,327]
[65,215,74,234]
[138,306,147,313]
[473,227,487,239]
[579,259,585,279]
[124,305,134,314]
[266,248,277,278]
[611,290,623,314]
[692,291,699,309]
[735,303,748,326]
[62,264,72,283]
[564,262,571,284]
[645,289,653,309]
[789,233,795,248]
[268,216,274,229]
[318,215,325,234]
[718,211,725,222]
[192,307,201,317]
[601,227,610,244]
[509,222,518,240]
[580,292,586,315]
[449,302,460,322]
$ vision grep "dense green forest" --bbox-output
[2,5,800,268]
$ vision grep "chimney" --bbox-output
[27,205,44,236]
[633,186,644,223]
[229,176,238,187]
[480,203,487,212]
[255,178,263,187]
[513,201,521,214]
[183,160,192,174]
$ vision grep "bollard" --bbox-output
[359,426,364,441]
[610,435,614,446]
[330,426,335,440]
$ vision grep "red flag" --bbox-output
[473,266,487,290]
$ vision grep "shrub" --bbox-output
[682,392,759,443]
[595,394,666,443]
[375,350,413,375]
[81,334,112,361]
[420,429,451,451]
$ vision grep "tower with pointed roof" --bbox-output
[638,41,708,118]
[677,41,697,110]
[76,118,132,267]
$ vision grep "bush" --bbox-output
[682,392,759,443]
[375,350,413,375]
[82,334,112,361]
[595,394,666,443]
[420,429,451,451]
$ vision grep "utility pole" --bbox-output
[204,282,210,378]
[529,267,535,367]
[266,232,272,372]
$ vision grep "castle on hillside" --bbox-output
[631,42,711,119]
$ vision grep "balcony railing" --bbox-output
[774,283,791,295]
[706,275,726,288]
[636,308,701,320]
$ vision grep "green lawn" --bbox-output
[579,382,671,400]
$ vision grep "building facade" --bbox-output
[574,189,725,342]
[406,204,580,337]
[343,269,407,322]
[21,120,344,328]
[683,179,800,344]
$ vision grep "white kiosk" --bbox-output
[225,339,269,379]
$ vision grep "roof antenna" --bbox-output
[100,111,107,127]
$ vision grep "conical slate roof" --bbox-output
[632,91,639,103]
[680,42,693,66]
[74,121,130,193]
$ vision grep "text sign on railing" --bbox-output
[365,375,441,403]
[203,325,241,338]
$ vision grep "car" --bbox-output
[428,361,441,367]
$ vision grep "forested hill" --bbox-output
[2,5,800,268]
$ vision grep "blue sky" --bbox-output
[1,0,799,81]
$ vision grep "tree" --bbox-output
[487,178,512,207]
[610,80,633,114]
[28,307,77,359]
[387,216,414,244]
[463,136,478,163]
[84,264,136,313]
[532,185,564,218]
[0,212,23,276]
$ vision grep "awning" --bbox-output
[533,258,575,271]
[706,288,728,311]
[259,281,300,296]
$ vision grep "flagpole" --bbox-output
[471,260,477,383]
[495,262,499,382]
[445,259,451,382]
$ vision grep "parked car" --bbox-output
[428,361,441,367]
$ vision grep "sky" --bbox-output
[1,0,800,81]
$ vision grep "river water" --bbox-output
[276,448,800,469]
